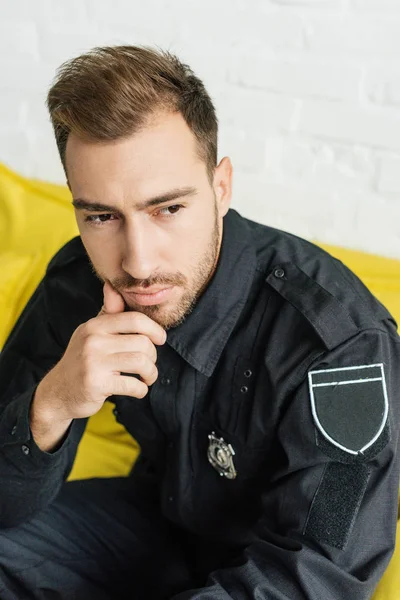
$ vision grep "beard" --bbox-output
[90,203,221,330]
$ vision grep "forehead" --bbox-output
[65,111,205,198]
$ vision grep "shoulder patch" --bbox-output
[308,364,389,456]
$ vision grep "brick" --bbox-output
[376,155,400,194]
[228,58,361,101]
[21,93,52,135]
[1,0,31,18]
[26,130,66,184]
[306,17,400,56]
[37,28,104,65]
[271,0,339,5]
[365,67,400,107]
[179,6,304,52]
[280,140,318,181]
[34,0,87,22]
[0,60,51,92]
[0,93,25,129]
[352,0,400,10]
[2,0,87,21]
[280,140,374,190]
[176,46,230,86]
[236,10,305,51]
[86,0,178,38]
[0,132,31,175]
[233,177,342,240]
[0,21,39,61]
[298,100,400,152]
[353,194,400,257]
[216,86,297,134]
[219,128,266,174]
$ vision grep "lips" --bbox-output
[125,286,170,294]
[123,286,175,306]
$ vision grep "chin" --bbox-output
[124,302,180,329]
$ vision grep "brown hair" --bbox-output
[47,45,218,182]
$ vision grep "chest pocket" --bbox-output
[186,282,277,538]
[188,410,271,540]
[187,355,275,539]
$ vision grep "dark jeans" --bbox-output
[0,477,194,600]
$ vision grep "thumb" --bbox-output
[99,281,125,315]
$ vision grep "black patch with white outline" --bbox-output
[308,363,389,456]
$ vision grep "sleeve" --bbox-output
[0,277,88,529]
[173,325,400,600]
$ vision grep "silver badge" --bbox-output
[207,432,237,480]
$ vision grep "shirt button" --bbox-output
[274,267,285,279]
[244,369,252,378]
[11,425,17,435]
[240,385,249,394]
[21,445,30,456]
[161,377,171,386]
[168,495,174,502]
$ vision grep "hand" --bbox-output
[33,280,166,425]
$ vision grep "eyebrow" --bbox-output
[72,186,198,213]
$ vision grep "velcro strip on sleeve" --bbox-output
[304,462,371,549]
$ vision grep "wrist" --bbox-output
[29,384,72,453]
[30,376,72,433]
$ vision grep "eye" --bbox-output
[84,214,117,226]
[157,205,183,217]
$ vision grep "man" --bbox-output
[0,45,398,600]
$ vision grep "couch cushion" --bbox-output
[0,163,79,347]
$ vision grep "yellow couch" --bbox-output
[0,162,398,598]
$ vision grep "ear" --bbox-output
[213,156,233,218]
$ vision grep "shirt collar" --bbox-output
[166,209,257,377]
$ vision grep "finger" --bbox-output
[112,352,159,387]
[106,334,157,364]
[110,373,149,399]
[99,281,125,315]
[95,311,167,346]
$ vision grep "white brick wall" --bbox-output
[0,0,399,258]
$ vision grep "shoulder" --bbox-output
[46,236,87,274]
[242,216,396,348]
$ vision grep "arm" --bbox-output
[174,325,400,599]
[0,254,165,529]
[0,279,88,529]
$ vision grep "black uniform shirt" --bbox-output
[0,209,399,599]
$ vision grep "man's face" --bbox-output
[66,112,232,329]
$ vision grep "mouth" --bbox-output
[123,286,175,306]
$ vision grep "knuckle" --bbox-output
[133,351,146,368]
[83,318,96,336]
[130,312,144,329]
[140,334,151,351]
[150,364,158,384]
[83,337,97,356]
[84,332,104,354]
[118,377,130,396]
[147,338,157,360]
[136,381,149,399]
[138,336,157,362]
[141,363,158,387]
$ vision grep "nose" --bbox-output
[121,221,157,281]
